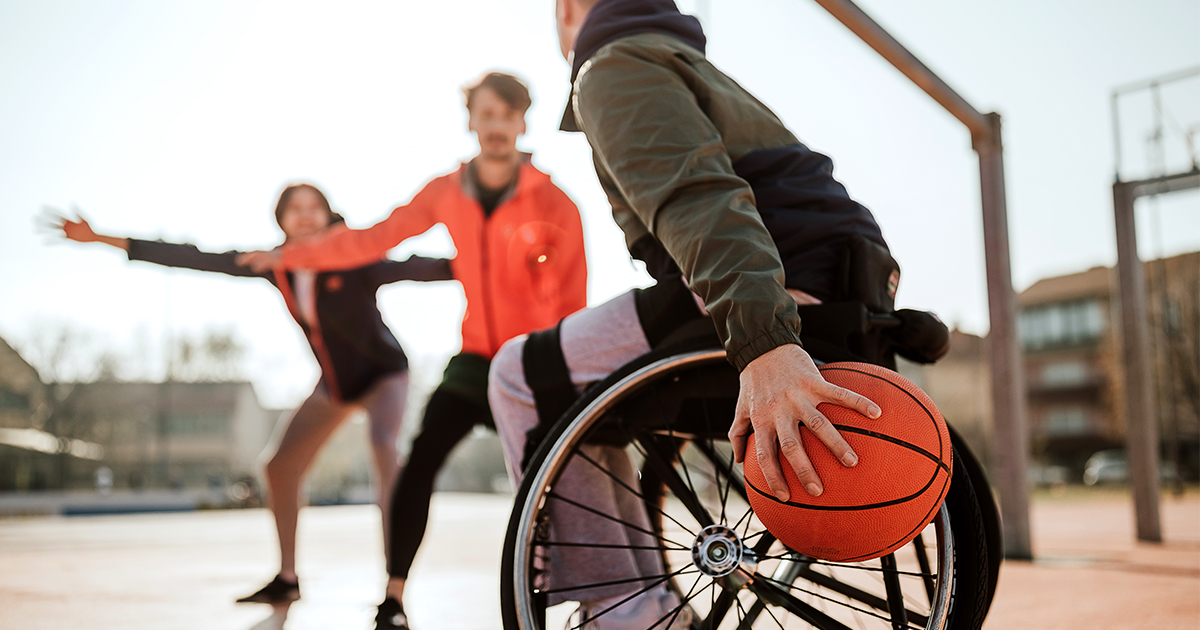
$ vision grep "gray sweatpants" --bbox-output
[489,290,665,605]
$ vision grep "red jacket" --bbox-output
[280,160,587,359]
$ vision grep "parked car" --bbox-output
[1082,449,1179,486]
[1083,450,1128,486]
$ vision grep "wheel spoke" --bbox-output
[706,586,737,628]
[749,576,864,630]
[793,565,930,627]
[879,554,908,629]
[692,438,750,506]
[755,558,932,580]
[652,387,704,512]
[536,540,689,553]
[659,573,705,630]
[574,448,698,537]
[546,491,684,550]
[693,367,740,533]
[912,533,936,605]
[542,565,696,597]
[708,574,720,630]
[734,595,766,630]
[760,599,789,630]
[730,504,756,536]
[757,574,926,627]
[751,530,778,556]
[570,567,695,629]
[637,435,716,528]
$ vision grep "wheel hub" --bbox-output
[691,525,746,577]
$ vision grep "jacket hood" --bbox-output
[560,0,705,132]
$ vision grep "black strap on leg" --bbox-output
[520,321,577,471]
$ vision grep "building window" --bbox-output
[1041,361,1088,387]
[0,389,30,411]
[1044,408,1091,436]
[1020,300,1106,350]
[167,414,228,436]
[1164,300,1183,336]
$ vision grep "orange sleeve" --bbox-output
[549,186,588,317]
[280,181,443,271]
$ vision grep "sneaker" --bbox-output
[235,574,300,604]
[576,585,695,629]
[375,597,410,630]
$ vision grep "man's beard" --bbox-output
[480,135,516,161]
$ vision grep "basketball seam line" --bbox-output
[744,473,952,562]
[820,365,947,466]
[832,425,951,475]
[744,468,947,511]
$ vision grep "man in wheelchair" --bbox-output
[489,1,963,627]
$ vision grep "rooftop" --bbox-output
[1020,266,1113,307]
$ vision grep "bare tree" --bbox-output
[169,329,246,382]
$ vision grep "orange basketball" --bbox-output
[742,362,952,562]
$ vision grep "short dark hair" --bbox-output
[463,72,532,114]
[274,183,343,228]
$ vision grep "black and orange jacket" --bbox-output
[279,158,587,360]
[127,239,452,403]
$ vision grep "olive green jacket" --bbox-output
[568,33,807,371]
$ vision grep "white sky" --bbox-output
[2,0,1197,408]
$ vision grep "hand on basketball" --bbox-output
[730,343,881,501]
[236,249,282,272]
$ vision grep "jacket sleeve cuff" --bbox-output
[125,238,148,262]
[729,321,803,372]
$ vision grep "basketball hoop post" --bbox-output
[812,0,1034,559]
[1112,168,1200,543]
[1111,66,1199,543]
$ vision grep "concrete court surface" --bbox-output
[0,490,1197,629]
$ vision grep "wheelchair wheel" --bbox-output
[502,342,991,630]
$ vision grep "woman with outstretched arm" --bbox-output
[51,183,453,605]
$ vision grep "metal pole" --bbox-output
[812,0,1033,559]
[976,113,1033,559]
[1112,181,1163,543]
[811,0,990,138]
[1112,66,1200,97]
[1112,92,1124,182]
[1148,84,1185,498]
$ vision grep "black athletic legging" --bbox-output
[387,385,494,578]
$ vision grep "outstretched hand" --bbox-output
[38,206,129,250]
[729,343,881,501]
[39,206,98,242]
[235,249,282,273]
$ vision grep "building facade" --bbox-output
[48,381,281,492]
[1018,251,1199,479]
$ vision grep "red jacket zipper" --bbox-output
[479,208,500,356]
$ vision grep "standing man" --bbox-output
[240,72,587,630]
[488,1,886,627]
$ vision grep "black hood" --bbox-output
[561,0,705,131]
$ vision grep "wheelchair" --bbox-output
[501,301,1003,630]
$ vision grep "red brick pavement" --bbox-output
[983,490,1199,629]
[0,490,1195,629]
